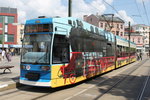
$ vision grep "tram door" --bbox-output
[52,35,70,64]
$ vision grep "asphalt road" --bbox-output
[0,58,150,100]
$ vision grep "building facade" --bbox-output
[17,24,24,46]
[124,32,144,53]
[131,24,150,53]
[83,14,125,37]
[0,7,17,48]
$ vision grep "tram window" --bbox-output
[90,26,94,33]
[68,20,72,25]
[73,21,76,27]
[52,35,70,64]
[99,30,104,36]
[106,43,113,56]
[95,27,99,35]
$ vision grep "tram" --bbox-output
[20,17,136,88]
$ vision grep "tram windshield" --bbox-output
[21,34,52,64]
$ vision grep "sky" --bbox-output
[0,0,150,26]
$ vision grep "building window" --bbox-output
[5,16,8,23]
[120,32,123,36]
[105,23,107,27]
[8,16,15,23]
[133,38,134,42]
[116,31,119,36]
[5,25,8,33]
[101,23,103,28]
[121,25,123,29]
[8,34,14,42]
[0,34,14,42]
[138,38,140,43]
[90,18,92,22]
[0,35,3,43]
[0,16,3,23]
[117,24,119,28]
[0,16,15,23]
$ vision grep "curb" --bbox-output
[0,82,22,92]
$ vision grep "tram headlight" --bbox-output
[41,66,50,71]
[21,65,26,69]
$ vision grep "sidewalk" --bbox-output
[0,56,20,92]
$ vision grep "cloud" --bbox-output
[0,0,113,23]
[0,0,67,23]
[72,0,106,18]
[72,0,114,18]
[115,10,135,25]
[137,0,149,3]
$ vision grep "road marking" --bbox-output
[83,93,97,98]
[0,84,8,88]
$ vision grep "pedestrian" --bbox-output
[139,52,142,60]
[5,49,11,62]
[2,49,5,60]
[136,52,139,61]
[147,53,149,58]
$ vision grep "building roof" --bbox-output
[132,24,149,27]
[0,7,17,14]
[95,15,124,23]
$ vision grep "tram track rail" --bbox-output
[93,59,148,100]
[136,68,150,100]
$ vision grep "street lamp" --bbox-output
[128,21,131,59]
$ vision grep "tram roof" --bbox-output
[26,18,53,25]
[25,17,136,45]
[116,35,136,45]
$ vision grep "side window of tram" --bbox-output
[52,35,70,64]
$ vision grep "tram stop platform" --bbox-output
[0,56,20,92]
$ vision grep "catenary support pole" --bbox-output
[128,22,131,59]
[68,0,72,17]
